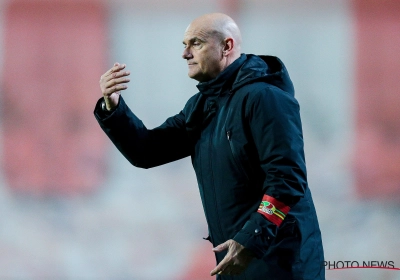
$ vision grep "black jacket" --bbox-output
[94,54,325,280]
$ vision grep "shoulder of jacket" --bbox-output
[233,81,282,100]
[232,82,298,111]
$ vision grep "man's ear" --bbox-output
[222,38,234,57]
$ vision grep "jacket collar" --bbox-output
[196,54,247,96]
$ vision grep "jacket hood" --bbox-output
[232,54,294,95]
[187,54,294,141]
[196,54,294,96]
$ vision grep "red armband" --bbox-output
[257,194,290,227]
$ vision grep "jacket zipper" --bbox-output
[209,112,226,242]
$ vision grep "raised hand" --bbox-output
[99,62,130,110]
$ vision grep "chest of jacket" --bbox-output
[188,88,266,244]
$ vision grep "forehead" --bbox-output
[183,23,211,42]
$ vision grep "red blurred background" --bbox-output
[0,0,399,279]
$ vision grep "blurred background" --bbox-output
[0,0,399,279]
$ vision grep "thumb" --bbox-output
[212,240,230,252]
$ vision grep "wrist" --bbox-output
[101,99,116,112]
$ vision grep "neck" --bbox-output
[221,52,241,73]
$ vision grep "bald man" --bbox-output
[95,13,324,280]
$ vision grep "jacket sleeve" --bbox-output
[94,96,192,168]
[232,86,307,258]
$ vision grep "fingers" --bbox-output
[103,77,130,93]
[212,240,230,252]
[100,62,131,97]
[103,63,130,81]
[104,62,125,77]
[210,240,254,276]
[210,241,232,276]
[210,258,230,276]
[211,262,244,276]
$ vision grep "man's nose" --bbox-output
[182,47,193,60]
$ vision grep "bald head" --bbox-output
[189,13,242,55]
[182,13,242,82]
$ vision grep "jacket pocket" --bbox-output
[266,218,301,273]
[226,130,250,182]
[274,218,299,244]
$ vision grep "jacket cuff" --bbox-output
[232,219,274,259]
[94,97,121,121]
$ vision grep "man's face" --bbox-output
[182,23,224,82]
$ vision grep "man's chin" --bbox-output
[188,72,213,83]
[188,72,202,82]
